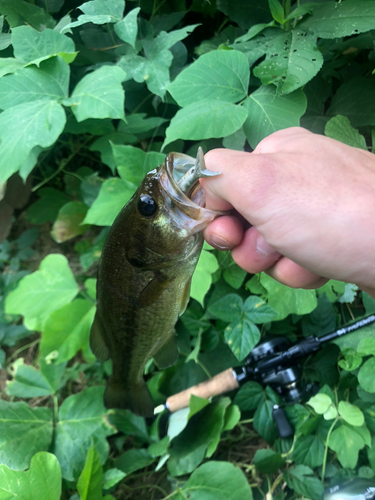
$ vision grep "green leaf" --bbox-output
[103,468,126,490]
[254,448,284,473]
[63,66,126,122]
[0,100,66,183]
[260,273,317,320]
[233,381,264,411]
[284,465,323,500]
[191,250,219,306]
[41,299,95,364]
[55,386,116,481]
[325,115,367,150]
[114,7,140,48]
[168,50,250,106]
[225,317,260,361]
[268,0,284,24]
[244,296,278,324]
[77,445,103,500]
[301,294,337,337]
[338,348,363,371]
[113,145,165,186]
[6,358,58,397]
[299,1,375,39]
[243,86,307,148]
[307,393,332,414]
[26,188,70,225]
[114,449,154,475]
[108,410,149,443]
[62,0,124,31]
[329,423,366,469]
[0,401,53,470]
[357,338,375,356]
[0,452,61,500]
[163,100,248,149]
[83,178,129,226]
[253,30,323,95]
[327,78,375,128]
[222,405,241,431]
[338,401,364,427]
[0,57,69,110]
[51,201,89,243]
[0,0,55,31]
[254,400,278,444]
[292,434,324,468]
[12,26,76,66]
[180,460,253,500]
[5,254,79,331]
[358,357,375,393]
[208,294,243,323]
[118,113,168,135]
[0,58,25,78]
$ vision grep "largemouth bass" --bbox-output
[90,147,223,417]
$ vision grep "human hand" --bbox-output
[201,128,375,297]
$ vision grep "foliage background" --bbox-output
[0,0,375,498]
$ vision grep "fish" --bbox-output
[89,147,223,417]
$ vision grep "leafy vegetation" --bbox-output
[0,0,375,498]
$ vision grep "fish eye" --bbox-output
[138,194,158,217]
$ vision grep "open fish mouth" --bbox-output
[160,147,225,233]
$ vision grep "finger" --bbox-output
[266,257,326,288]
[203,215,244,250]
[231,226,282,274]
[253,127,312,154]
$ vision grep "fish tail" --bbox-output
[104,379,154,418]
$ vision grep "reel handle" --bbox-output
[165,368,240,413]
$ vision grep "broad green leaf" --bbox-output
[299,1,375,39]
[147,436,170,458]
[168,50,250,106]
[233,381,264,411]
[268,0,284,24]
[0,0,55,31]
[0,401,53,470]
[51,201,89,243]
[0,100,66,183]
[41,299,95,364]
[108,410,149,443]
[83,178,129,226]
[301,294,337,337]
[180,461,253,500]
[103,468,126,490]
[317,279,346,303]
[307,393,332,414]
[292,434,324,468]
[222,262,247,288]
[222,405,241,431]
[26,188,70,225]
[89,133,137,172]
[324,405,338,421]
[254,400,278,444]
[217,0,272,30]
[5,254,79,331]
[244,296,278,324]
[260,273,317,320]
[208,294,243,323]
[63,66,126,122]
[6,358,58,397]
[338,348,363,371]
[253,30,323,95]
[114,7,140,48]
[114,449,155,475]
[0,452,61,500]
[225,318,260,361]
[358,357,375,393]
[12,26,76,66]
[0,57,69,110]
[329,423,366,469]
[54,386,116,481]
[357,338,375,356]
[243,86,307,148]
[163,100,248,149]
[77,445,103,500]
[62,0,124,31]
[253,448,284,473]
[284,465,323,500]
[325,115,367,150]
[338,401,364,427]
[118,113,168,135]
[191,250,219,306]
[0,58,25,78]
[327,78,375,128]
[113,145,165,185]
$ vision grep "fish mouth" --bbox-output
[159,148,226,234]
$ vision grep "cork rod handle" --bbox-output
[166,368,240,413]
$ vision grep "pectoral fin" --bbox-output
[90,312,110,361]
[153,335,179,369]
[179,278,191,316]
[138,272,173,308]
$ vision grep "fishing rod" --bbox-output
[155,314,375,438]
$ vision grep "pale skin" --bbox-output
[201,127,375,298]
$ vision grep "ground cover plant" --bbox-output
[0,0,375,498]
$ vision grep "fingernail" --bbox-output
[211,234,234,250]
[256,235,279,257]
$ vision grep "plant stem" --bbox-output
[5,339,40,367]
[321,417,339,483]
